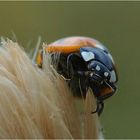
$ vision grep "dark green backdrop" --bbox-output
[0,1,139,138]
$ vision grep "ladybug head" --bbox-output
[80,47,118,101]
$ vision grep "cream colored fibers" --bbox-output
[0,40,101,139]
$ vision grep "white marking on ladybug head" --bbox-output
[96,65,100,71]
[104,72,109,77]
[81,51,95,62]
[110,70,116,83]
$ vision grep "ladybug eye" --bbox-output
[81,51,95,61]
[110,70,116,83]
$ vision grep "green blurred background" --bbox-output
[0,1,139,138]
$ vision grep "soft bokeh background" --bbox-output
[0,1,139,138]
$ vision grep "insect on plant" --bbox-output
[36,36,118,115]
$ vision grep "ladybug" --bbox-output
[36,36,118,115]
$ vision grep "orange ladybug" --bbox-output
[36,36,118,115]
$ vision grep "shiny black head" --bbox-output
[80,47,118,101]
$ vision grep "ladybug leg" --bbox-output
[66,53,89,97]
[91,100,104,116]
